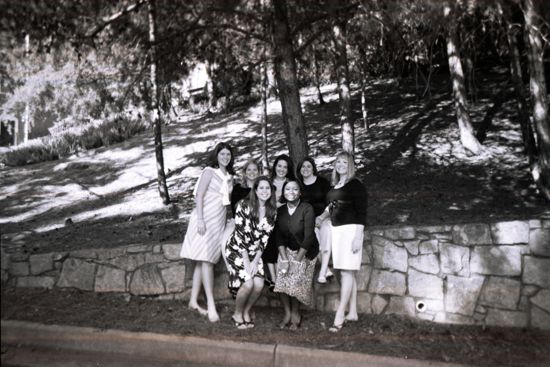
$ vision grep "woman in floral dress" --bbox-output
[225,176,277,329]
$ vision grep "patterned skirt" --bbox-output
[273,249,316,307]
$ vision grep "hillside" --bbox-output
[1,71,548,255]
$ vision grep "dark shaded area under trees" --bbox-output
[1,0,549,203]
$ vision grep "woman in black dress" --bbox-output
[262,154,295,287]
[225,176,277,329]
[316,152,366,332]
[274,180,319,330]
[296,157,332,283]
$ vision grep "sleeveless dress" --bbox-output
[225,200,275,297]
[180,167,231,264]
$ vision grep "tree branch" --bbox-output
[85,0,147,38]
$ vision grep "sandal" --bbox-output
[317,276,327,284]
[329,323,344,333]
[246,321,255,329]
[231,316,248,330]
[289,315,302,330]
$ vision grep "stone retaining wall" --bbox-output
[2,218,549,329]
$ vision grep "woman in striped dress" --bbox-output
[180,142,234,323]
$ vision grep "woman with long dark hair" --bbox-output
[225,176,277,329]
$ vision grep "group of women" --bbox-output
[179,142,367,332]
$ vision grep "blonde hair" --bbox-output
[241,159,260,188]
[331,151,356,186]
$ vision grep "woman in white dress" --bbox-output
[180,142,234,322]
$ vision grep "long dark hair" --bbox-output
[209,142,235,174]
[246,176,277,224]
[296,157,319,184]
[270,154,295,181]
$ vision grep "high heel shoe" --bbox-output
[328,323,344,333]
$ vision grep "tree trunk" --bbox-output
[312,44,325,105]
[205,60,216,112]
[523,0,550,200]
[332,21,354,155]
[444,7,483,155]
[270,0,309,168]
[360,75,368,130]
[148,0,170,205]
[260,58,270,176]
[505,18,537,164]
[23,33,30,144]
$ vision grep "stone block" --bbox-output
[444,313,475,325]
[440,243,469,277]
[357,293,373,313]
[108,254,146,272]
[372,235,396,248]
[416,225,452,233]
[529,219,542,229]
[522,285,539,296]
[523,257,550,288]
[471,246,522,276]
[9,262,29,276]
[126,245,151,253]
[129,264,165,295]
[324,293,340,311]
[409,254,439,274]
[153,245,162,254]
[518,295,530,311]
[57,258,96,291]
[368,270,406,295]
[356,265,372,291]
[403,240,420,255]
[452,223,492,246]
[417,313,435,321]
[408,269,443,299]
[485,309,528,328]
[29,253,54,275]
[52,252,69,262]
[162,244,182,260]
[17,276,55,289]
[384,226,415,240]
[373,243,408,272]
[96,248,126,260]
[386,296,415,316]
[529,229,550,256]
[475,305,487,314]
[95,265,126,293]
[479,277,521,310]
[531,289,550,313]
[10,252,29,261]
[491,221,529,245]
[445,275,484,316]
[372,295,388,314]
[69,249,97,259]
[432,233,453,240]
[531,306,550,330]
[415,298,444,313]
[160,264,186,293]
[145,253,166,264]
[419,240,438,254]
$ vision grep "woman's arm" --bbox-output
[195,168,214,235]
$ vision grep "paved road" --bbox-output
[1,343,221,367]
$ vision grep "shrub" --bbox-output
[0,113,148,167]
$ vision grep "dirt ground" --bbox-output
[2,287,549,367]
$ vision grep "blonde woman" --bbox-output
[315,151,366,332]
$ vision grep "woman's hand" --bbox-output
[279,259,289,276]
[197,219,206,235]
[248,262,258,277]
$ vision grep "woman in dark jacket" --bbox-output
[273,180,319,330]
